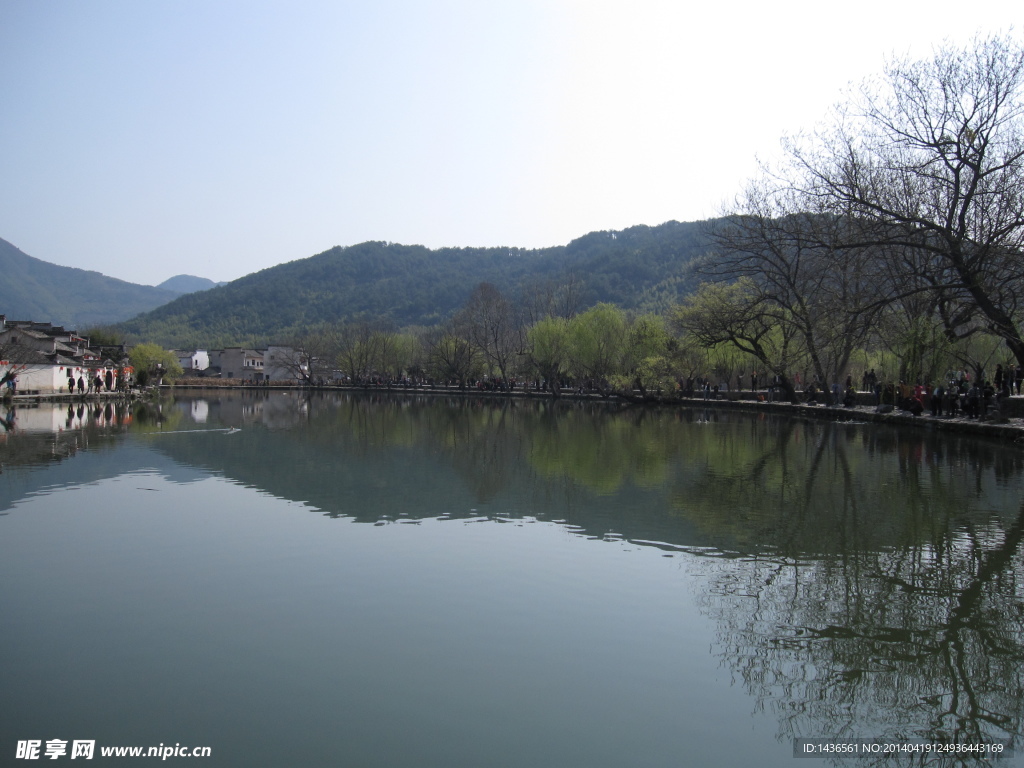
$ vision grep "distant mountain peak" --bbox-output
[0,236,179,327]
[156,275,225,295]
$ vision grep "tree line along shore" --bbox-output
[22,34,1024,431]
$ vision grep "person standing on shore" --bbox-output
[967,383,981,418]
[932,383,945,417]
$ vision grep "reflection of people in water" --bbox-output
[1,408,15,431]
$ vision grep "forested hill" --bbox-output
[0,237,179,327]
[115,220,713,348]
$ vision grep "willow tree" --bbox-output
[129,343,183,386]
[526,316,570,397]
[567,303,628,395]
[423,319,482,389]
[621,314,676,396]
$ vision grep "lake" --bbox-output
[2,391,1023,767]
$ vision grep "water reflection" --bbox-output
[696,511,1024,763]
[160,391,1024,764]
[0,400,133,470]
[5,391,1023,764]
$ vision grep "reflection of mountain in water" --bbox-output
[154,392,1024,759]
[142,392,1024,556]
[9,391,1024,762]
[146,392,711,549]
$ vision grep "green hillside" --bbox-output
[114,220,713,348]
[0,237,179,327]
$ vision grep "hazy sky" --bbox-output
[1,1,1019,287]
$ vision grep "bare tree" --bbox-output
[460,283,520,382]
[673,278,805,403]
[784,34,1024,367]
[422,314,483,389]
[336,322,379,384]
[518,272,585,326]
[705,183,892,390]
[280,326,341,385]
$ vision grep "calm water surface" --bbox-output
[2,392,1023,767]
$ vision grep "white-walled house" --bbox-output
[175,349,210,372]
[0,317,126,394]
[264,346,308,382]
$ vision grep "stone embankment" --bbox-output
[676,394,1024,443]
[3,389,141,404]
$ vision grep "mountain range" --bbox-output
[0,237,223,328]
[2,220,714,348]
[115,221,712,348]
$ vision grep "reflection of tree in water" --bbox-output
[679,420,1024,765]
[522,403,686,494]
[146,391,1024,762]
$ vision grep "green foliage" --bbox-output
[623,314,676,394]
[674,280,804,399]
[567,304,627,387]
[129,343,183,385]
[526,316,570,393]
[82,327,124,347]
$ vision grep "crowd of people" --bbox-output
[680,364,1022,422]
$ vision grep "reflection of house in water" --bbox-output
[1,401,130,434]
[0,401,133,477]
[174,392,308,430]
[190,400,209,423]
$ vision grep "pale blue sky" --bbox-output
[0,1,1019,286]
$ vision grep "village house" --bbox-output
[174,349,211,373]
[202,346,308,383]
[0,315,127,394]
[264,345,309,382]
[218,347,265,381]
